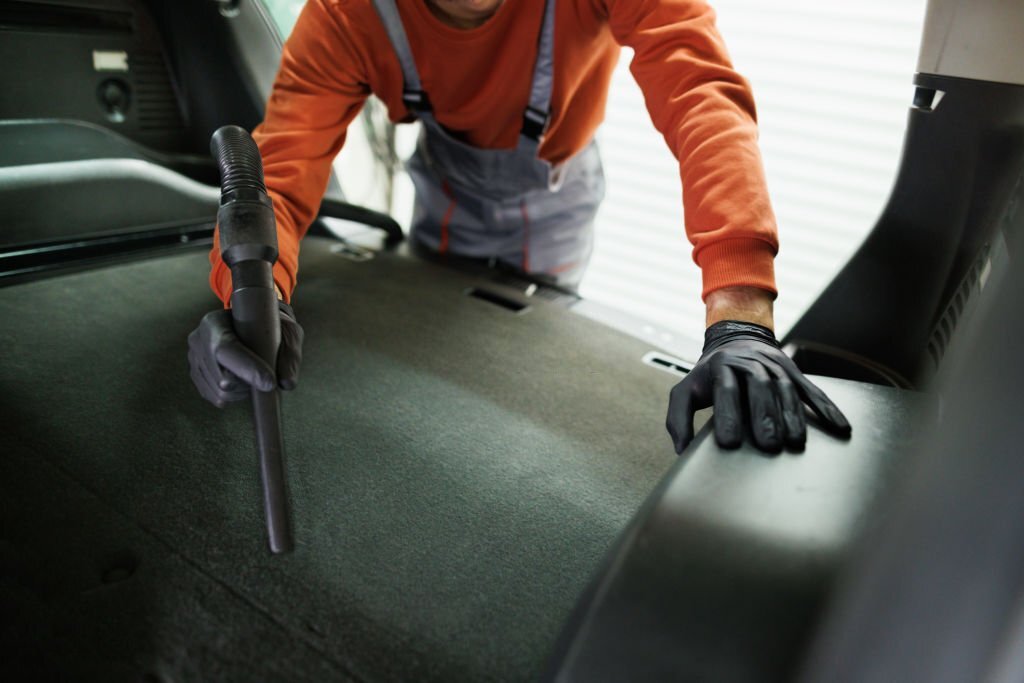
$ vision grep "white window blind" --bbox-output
[583,0,927,350]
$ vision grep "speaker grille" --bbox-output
[130,51,185,132]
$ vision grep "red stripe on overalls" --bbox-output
[440,180,456,254]
[520,200,530,271]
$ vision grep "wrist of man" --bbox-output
[704,286,775,329]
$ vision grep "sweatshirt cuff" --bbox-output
[211,261,232,308]
[209,257,295,307]
[696,237,778,301]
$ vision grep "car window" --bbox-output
[259,0,306,37]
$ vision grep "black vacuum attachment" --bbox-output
[211,125,293,554]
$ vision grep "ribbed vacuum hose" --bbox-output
[211,125,268,197]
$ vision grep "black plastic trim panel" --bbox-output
[0,1,133,33]
[0,221,213,285]
[545,378,925,683]
[784,74,1024,386]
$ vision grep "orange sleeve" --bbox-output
[209,0,370,304]
[601,0,779,300]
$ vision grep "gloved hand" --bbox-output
[666,320,851,454]
[187,300,304,407]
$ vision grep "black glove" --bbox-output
[666,320,851,454]
[187,300,304,407]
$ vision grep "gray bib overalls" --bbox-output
[371,0,606,287]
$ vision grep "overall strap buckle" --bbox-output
[521,106,549,140]
[403,89,432,113]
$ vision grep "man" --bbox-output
[188,0,851,453]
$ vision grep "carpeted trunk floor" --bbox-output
[0,238,678,682]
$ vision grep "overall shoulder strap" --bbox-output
[370,0,432,113]
[522,0,557,141]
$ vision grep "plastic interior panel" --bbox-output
[798,172,1024,683]
[0,158,218,246]
[0,119,219,184]
[0,0,275,159]
[0,237,680,681]
[545,378,926,683]
[0,119,150,167]
[139,0,345,197]
[217,0,285,106]
[142,0,263,153]
[917,0,1024,87]
[0,0,190,152]
[784,74,1024,386]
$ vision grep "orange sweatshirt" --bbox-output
[209,0,779,304]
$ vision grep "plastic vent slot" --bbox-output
[489,271,579,306]
[465,287,531,314]
[642,351,691,377]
